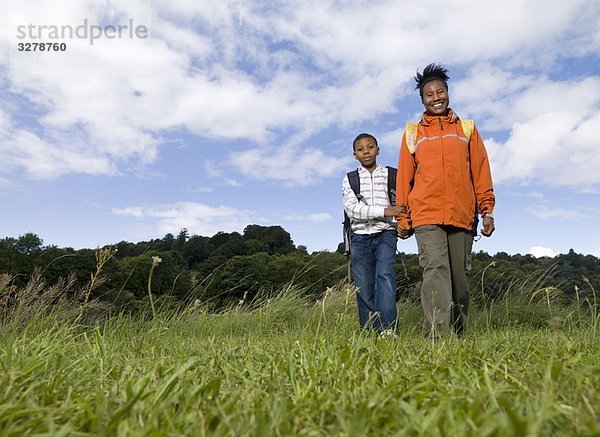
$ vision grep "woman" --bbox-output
[396,63,496,337]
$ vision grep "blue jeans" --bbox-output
[351,230,398,332]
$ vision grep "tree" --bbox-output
[195,255,228,284]
[301,251,347,296]
[210,231,235,248]
[157,233,176,252]
[212,236,246,259]
[243,225,295,254]
[176,228,189,250]
[15,232,44,255]
[0,237,18,273]
[40,246,96,290]
[266,253,311,289]
[245,239,270,255]
[217,253,270,302]
[113,250,191,298]
[183,235,213,268]
[115,240,135,258]
[0,234,44,285]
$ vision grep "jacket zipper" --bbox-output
[439,116,445,224]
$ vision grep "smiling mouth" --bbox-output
[433,102,444,108]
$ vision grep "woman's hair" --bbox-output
[415,63,449,99]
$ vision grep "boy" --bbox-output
[343,133,405,334]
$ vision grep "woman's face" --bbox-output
[422,79,449,116]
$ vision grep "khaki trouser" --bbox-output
[414,225,473,337]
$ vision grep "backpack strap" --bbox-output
[460,119,474,141]
[343,170,360,256]
[459,119,479,237]
[405,123,419,154]
[347,169,360,198]
[386,166,397,205]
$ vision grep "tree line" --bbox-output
[0,226,598,310]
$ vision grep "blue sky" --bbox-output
[1,0,599,257]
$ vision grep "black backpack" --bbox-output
[343,167,397,256]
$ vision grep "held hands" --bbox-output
[389,204,413,239]
[396,216,413,240]
[397,224,413,239]
[385,204,413,239]
[481,215,495,237]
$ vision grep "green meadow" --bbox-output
[1,276,599,436]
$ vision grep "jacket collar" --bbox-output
[358,164,384,174]
[420,108,459,127]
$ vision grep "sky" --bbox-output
[1,0,599,258]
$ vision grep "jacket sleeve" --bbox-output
[469,124,495,216]
[342,174,385,220]
[395,131,416,223]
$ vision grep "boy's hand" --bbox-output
[384,205,406,217]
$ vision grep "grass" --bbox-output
[0,279,599,435]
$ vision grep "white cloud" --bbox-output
[455,68,600,130]
[507,191,545,200]
[1,0,599,188]
[0,107,10,134]
[529,246,558,258]
[528,204,589,220]
[0,175,14,188]
[112,200,332,238]
[224,179,242,187]
[247,0,598,74]
[486,109,600,187]
[112,201,246,237]
[189,186,214,193]
[281,212,332,222]
[380,126,405,153]
[307,213,331,222]
[151,18,211,58]
[203,161,222,177]
[450,64,600,188]
[0,129,118,178]
[230,144,351,186]
[113,206,145,217]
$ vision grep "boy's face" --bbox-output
[353,137,379,168]
[422,79,449,116]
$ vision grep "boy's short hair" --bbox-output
[353,133,378,151]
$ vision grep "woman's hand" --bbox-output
[481,215,495,237]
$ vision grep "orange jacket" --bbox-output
[396,110,495,231]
